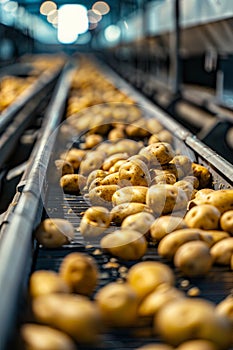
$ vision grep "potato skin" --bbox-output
[127,261,175,300]
[35,218,74,248]
[111,202,151,225]
[220,210,233,234]
[210,237,233,265]
[112,186,148,206]
[59,252,98,295]
[192,163,211,188]
[100,229,147,261]
[60,174,86,193]
[136,345,174,350]
[201,190,233,213]
[176,340,219,350]
[119,159,150,187]
[80,206,112,238]
[86,169,108,189]
[140,142,175,166]
[30,270,70,298]
[121,212,155,235]
[95,282,139,327]
[55,159,74,177]
[157,228,202,260]
[170,155,192,178]
[60,148,85,170]
[146,184,188,216]
[174,241,213,276]
[89,185,119,208]
[185,204,221,230]
[21,323,76,350]
[150,216,187,241]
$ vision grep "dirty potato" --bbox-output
[150,216,187,242]
[111,202,151,225]
[220,210,233,234]
[210,237,233,265]
[112,186,148,206]
[119,159,150,187]
[184,204,221,230]
[30,270,70,298]
[88,185,119,208]
[80,206,112,238]
[121,212,155,235]
[60,174,86,193]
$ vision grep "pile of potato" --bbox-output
[24,61,233,350]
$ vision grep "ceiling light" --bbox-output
[57,4,88,44]
[92,1,110,15]
[104,25,121,42]
[40,1,57,16]
[87,9,102,24]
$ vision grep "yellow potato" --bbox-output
[176,340,218,350]
[102,153,128,171]
[154,298,231,348]
[138,284,184,317]
[32,293,102,343]
[121,212,155,235]
[107,139,143,156]
[82,133,103,149]
[140,142,175,166]
[80,206,112,238]
[60,148,86,170]
[157,228,202,260]
[108,127,125,140]
[151,173,176,186]
[60,174,86,193]
[112,186,148,206]
[174,241,213,276]
[199,230,230,247]
[119,159,150,187]
[95,282,138,327]
[182,175,199,189]
[79,150,106,176]
[109,159,127,173]
[201,189,233,214]
[59,252,98,295]
[146,184,188,216]
[35,218,74,248]
[220,210,233,234]
[89,185,119,208]
[127,261,175,299]
[125,119,150,138]
[30,270,70,298]
[150,216,187,242]
[111,202,151,225]
[100,229,147,261]
[54,160,74,177]
[100,172,120,186]
[192,163,211,188]
[216,295,233,327]
[136,344,174,350]
[174,180,195,200]
[210,237,233,265]
[86,169,108,189]
[21,323,76,350]
[185,204,221,230]
[170,155,192,178]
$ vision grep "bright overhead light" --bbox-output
[104,25,121,42]
[40,1,57,16]
[58,4,88,44]
[87,9,102,24]
[92,1,110,15]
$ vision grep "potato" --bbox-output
[95,282,138,327]
[79,150,106,176]
[154,298,231,348]
[21,323,76,350]
[220,210,233,234]
[146,184,188,216]
[188,189,215,209]
[192,163,211,188]
[60,148,86,170]
[128,154,150,167]
[182,175,199,189]
[136,344,174,350]
[157,228,202,260]
[174,241,213,276]
[111,202,151,225]
[89,185,119,208]
[119,159,150,187]
[32,294,102,343]
[125,120,150,138]
[109,159,127,173]
[35,218,74,248]
[151,173,176,186]
[102,153,128,171]
[121,212,155,235]
[146,118,163,134]
[100,172,120,186]
[112,186,148,206]
[88,176,106,191]
[138,284,184,317]
[60,174,86,193]
[185,204,221,230]
[210,237,233,265]
[59,252,98,295]
[54,160,74,177]
[174,180,195,200]
[80,206,112,238]
[127,261,175,299]
[199,230,230,247]
[107,139,143,156]
[108,127,125,140]
[148,134,162,145]
[170,155,192,178]
[30,270,70,298]
[86,169,108,189]
[150,216,187,242]
[100,229,147,261]
[176,340,218,350]
[216,296,233,326]
[157,130,173,144]
[201,189,233,214]
[81,133,103,149]
[139,142,175,166]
